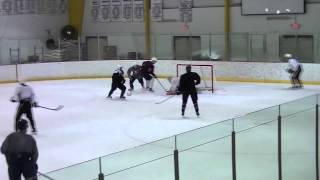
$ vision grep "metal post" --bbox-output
[209,33,212,60]
[316,101,319,180]
[78,36,81,61]
[224,0,230,61]
[143,0,151,59]
[34,46,36,56]
[58,38,61,51]
[232,119,237,180]
[17,48,20,64]
[174,136,180,180]
[41,47,44,61]
[278,105,282,180]
[97,36,101,60]
[98,157,104,180]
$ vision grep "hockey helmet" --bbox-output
[18,77,27,84]
[151,57,157,63]
[117,64,123,69]
[186,64,192,72]
[17,119,28,130]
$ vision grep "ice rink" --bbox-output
[0,78,319,179]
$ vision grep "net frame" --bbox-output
[176,64,214,93]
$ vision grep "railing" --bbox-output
[1,32,320,65]
[29,94,319,180]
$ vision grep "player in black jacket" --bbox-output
[107,66,126,99]
[141,57,157,92]
[178,65,201,116]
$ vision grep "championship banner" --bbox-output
[151,0,162,21]
[179,0,192,23]
[100,0,110,22]
[133,0,143,22]
[122,0,132,22]
[90,0,100,22]
[111,0,121,21]
[0,0,66,16]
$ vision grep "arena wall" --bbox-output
[1,60,320,84]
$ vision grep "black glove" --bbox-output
[33,102,38,107]
[10,97,16,102]
[176,91,182,95]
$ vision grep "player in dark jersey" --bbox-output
[178,65,201,117]
[107,65,126,99]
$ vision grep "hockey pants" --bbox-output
[7,154,38,180]
[15,101,36,131]
[291,66,303,87]
[182,92,199,115]
[108,83,126,97]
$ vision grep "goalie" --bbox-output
[284,53,303,89]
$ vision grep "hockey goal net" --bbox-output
[176,64,216,93]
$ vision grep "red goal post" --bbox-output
[176,64,215,93]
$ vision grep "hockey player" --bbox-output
[1,119,39,180]
[141,57,157,92]
[127,63,144,91]
[285,53,303,88]
[10,80,38,132]
[178,65,201,117]
[107,65,126,99]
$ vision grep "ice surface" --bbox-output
[0,79,319,179]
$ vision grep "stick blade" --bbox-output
[56,105,64,110]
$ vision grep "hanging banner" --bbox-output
[133,0,143,22]
[90,0,100,22]
[179,0,192,23]
[100,0,110,22]
[151,0,162,21]
[0,0,66,16]
[111,0,121,21]
[58,0,67,14]
[122,0,132,22]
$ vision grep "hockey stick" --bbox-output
[155,95,175,104]
[37,172,55,180]
[153,76,168,92]
[37,105,64,111]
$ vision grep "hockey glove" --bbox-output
[33,102,38,107]
[10,96,16,102]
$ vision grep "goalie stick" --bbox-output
[155,95,175,104]
[37,105,64,111]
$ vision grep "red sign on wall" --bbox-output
[290,22,301,29]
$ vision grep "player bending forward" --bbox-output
[127,63,144,91]
[285,53,303,89]
[178,65,201,117]
[107,65,126,99]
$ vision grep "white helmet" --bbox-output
[151,57,157,63]
[18,77,26,84]
[117,64,123,70]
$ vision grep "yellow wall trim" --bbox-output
[68,0,85,34]
[2,76,320,85]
